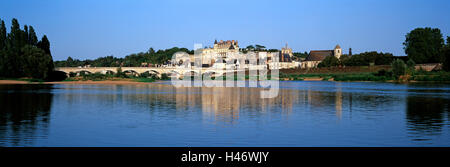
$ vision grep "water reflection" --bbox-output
[406,96,450,139]
[0,85,53,146]
[0,82,449,146]
[107,83,387,124]
[53,83,410,125]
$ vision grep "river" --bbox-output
[0,81,449,146]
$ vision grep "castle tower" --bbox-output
[282,43,293,58]
[334,44,342,59]
[349,47,352,57]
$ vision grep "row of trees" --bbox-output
[54,47,194,67]
[292,52,309,61]
[318,27,450,71]
[244,45,266,51]
[318,51,394,68]
[0,18,54,79]
[55,45,286,68]
[443,37,450,71]
[404,27,449,71]
[239,45,281,53]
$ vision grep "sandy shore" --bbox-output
[302,77,324,81]
[282,77,325,81]
[0,80,30,84]
[0,80,152,85]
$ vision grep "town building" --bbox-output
[173,40,300,70]
[301,45,342,68]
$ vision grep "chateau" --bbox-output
[203,40,240,57]
[172,40,350,70]
[173,40,300,70]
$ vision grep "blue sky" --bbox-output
[1,0,449,60]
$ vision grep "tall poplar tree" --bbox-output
[0,19,7,50]
[28,26,38,45]
[0,19,7,76]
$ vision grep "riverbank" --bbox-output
[2,69,450,84]
[279,66,450,82]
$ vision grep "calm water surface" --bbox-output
[0,81,449,146]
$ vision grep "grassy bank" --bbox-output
[279,72,392,81]
[0,77,46,83]
[410,71,450,82]
[279,66,450,82]
[63,72,169,83]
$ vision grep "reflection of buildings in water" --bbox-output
[278,89,295,114]
[66,83,303,124]
[335,85,343,119]
[305,84,344,119]
[0,85,53,146]
[307,89,330,108]
[171,86,301,124]
[175,87,202,110]
[201,87,241,124]
[306,88,336,111]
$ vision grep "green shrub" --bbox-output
[69,72,77,77]
[322,76,332,81]
[135,78,155,83]
[391,59,406,78]
[161,73,170,80]
[82,72,108,81]
[115,67,128,78]
[407,59,416,69]
[333,73,390,82]
[318,56,339,67]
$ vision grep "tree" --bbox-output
[406,59,416,69]
[341,51,394,66]
[24,25,28,43]
[404,27,444,64]
[443,36,450,71]
[6,18,26,77]
[28,26,38,45]
[0,18,55,79]
[37,35,51,55]
[0,19,6,50]
[115,67,126,78]
[406,59,416,74]
[391,59,406,78]
[0,19,7,76]
[255,45,266,51]
[339,54,350,64]
[36,35,54,74]
[66,57,74,66]
[318,56,340,68]
[246,45,255,51]
[21,45,52,79]
[8,18,26,50]
[148,47,155,54]
[292,52,308,61]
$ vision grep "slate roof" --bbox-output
[305,50,334,61]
